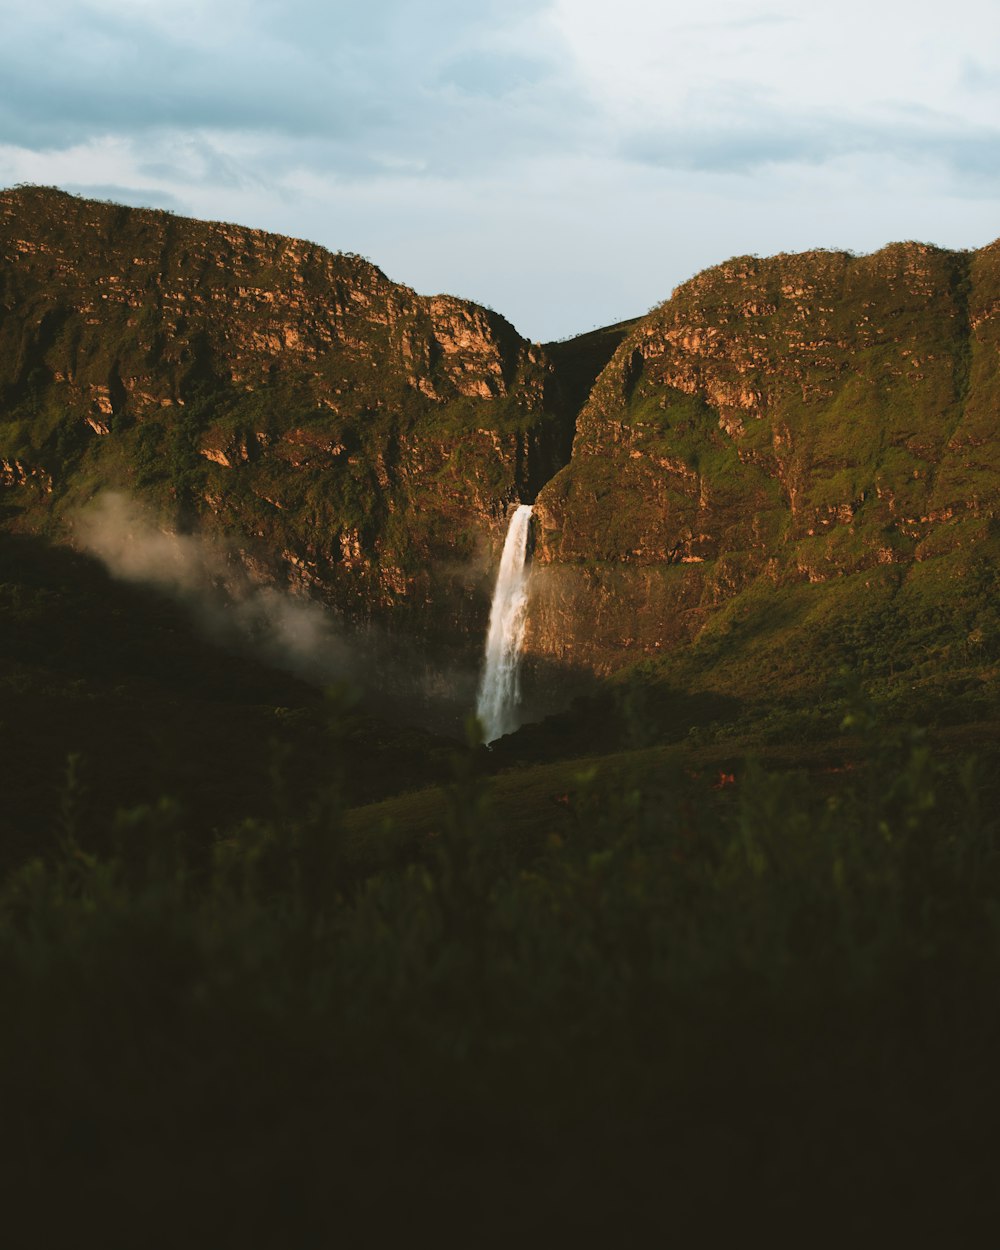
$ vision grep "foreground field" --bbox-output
[4,526,1000,1241]
[4,695,1000,1241]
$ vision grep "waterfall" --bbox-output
[476,504,533,744]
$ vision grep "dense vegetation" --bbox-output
[2,523,999,1241]
[3,686,999,1241]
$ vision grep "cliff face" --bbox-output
[0,187,572,644]
[4,186,1000,714]
[530,241,1000,683]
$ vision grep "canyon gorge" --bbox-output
[2,186,999,732]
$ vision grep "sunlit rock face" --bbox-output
[4,187,999,695]
[528,240,1000,675]
[0,187,578,652]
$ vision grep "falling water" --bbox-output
[476,504,533,743]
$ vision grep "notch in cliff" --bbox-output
[542,317,640,454]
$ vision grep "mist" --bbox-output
[74,491,353,686]
[72,491,482,733]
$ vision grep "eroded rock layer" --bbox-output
[3,188,999,706]
[0,187,574,643]
[530,242,1000,677]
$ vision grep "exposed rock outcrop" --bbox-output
[0,187,578,648]
[529,241,1000,675]
[4,187,999,701]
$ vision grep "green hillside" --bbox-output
[0,186,576,649]
[528,241,1000,735]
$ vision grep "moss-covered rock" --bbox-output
[530,240,1000,702]
[0,186,577,649]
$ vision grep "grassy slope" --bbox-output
[5,686,1000,1242]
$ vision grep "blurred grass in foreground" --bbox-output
[2,693,1000,1242]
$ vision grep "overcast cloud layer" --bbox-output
[2,0,998,339]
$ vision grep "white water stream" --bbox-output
[476,504,533,743]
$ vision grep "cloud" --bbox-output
[1,0,999,341]
[0,0,575,169]
[620,105,1000,185]
[58,183,186,211]
[437,49,555,98]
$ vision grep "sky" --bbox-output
[1,0,999,341]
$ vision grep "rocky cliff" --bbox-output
[0,186,576,649]
[529,241,1000,706]
[3,187,999,723]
